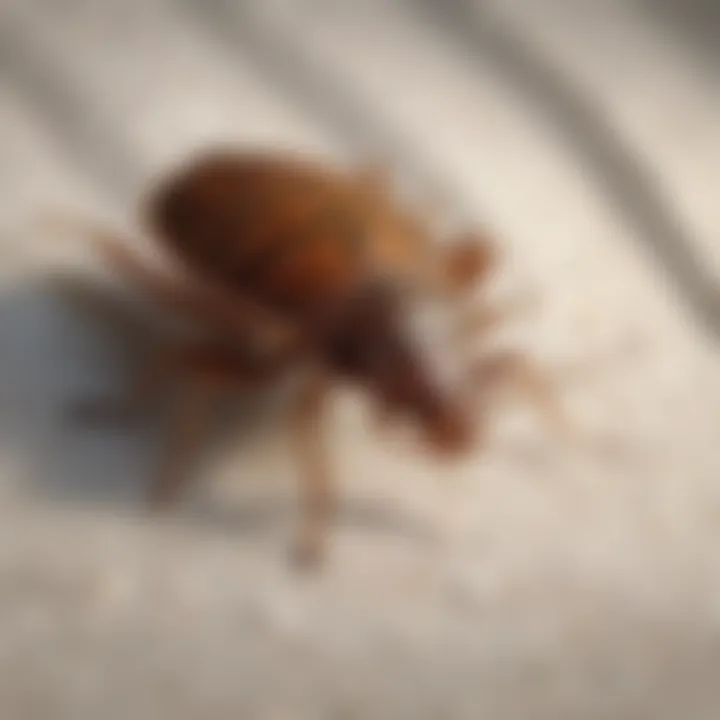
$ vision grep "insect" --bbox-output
[64,148,569,568]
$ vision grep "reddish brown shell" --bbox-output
[144,150,432,318]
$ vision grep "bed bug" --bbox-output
[64,148,569,568]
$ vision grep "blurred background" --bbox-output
[1,0,720,718]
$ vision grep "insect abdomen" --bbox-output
[148,152,365,315]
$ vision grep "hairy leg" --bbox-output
[144,342,288,511]
[290,371,335,570]
[470,351,576,440]
[439,230,499,296]
[47,212,301,351]
[452,291,538,353]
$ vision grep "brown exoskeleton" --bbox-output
[63,148,568,568]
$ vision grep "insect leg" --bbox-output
[49,212,300,350]
[439,231,499,296]
[397,229,500,299]
[99,234,301,352]
[148,367,219,511]
[290,371,335,570]
[452,291,538,352]
[146,342,289,511]
[469,351,576,440]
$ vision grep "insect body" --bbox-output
[72,148,564,568]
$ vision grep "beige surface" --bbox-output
[1,1,720,718]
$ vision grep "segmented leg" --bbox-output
[71,330,297,514]
[291,372,334,570]
[389,227,499,298]
[148,367,219,510]
[452,291,538,352]
[439,231,499,296]
[105,238,292,340]
[144,341,296,511]
[48,212,301,352]
[471,351,576,439]
[152,351,338,569]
